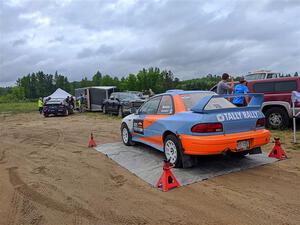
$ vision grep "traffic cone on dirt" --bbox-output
[268,137,288,160]
[156,160,180,192]
[88,133,97,148]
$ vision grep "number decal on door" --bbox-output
[133,119,144,134]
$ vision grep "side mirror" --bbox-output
[130,108,137,114]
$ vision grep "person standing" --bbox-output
[79,94,85,112]
[233,77,249,107]
[77,97,81,111]
[38,97,43,114]
[216,73,234,94]
[70,96,75,109]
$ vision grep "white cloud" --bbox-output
[0,0,299,86]
[5,0,28,7]
[19,11,51,26]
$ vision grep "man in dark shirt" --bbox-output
[217,73,234,94]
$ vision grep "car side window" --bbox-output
[253,82,274,92]
[139,96,162,115]
[274,81,297,92]
[157,95,173,114]
[110,93,116,99]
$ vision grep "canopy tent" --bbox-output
[292,91,300,143]
[45,88,72,100]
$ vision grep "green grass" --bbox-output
[0,102,37,114]
[267,128,300,152]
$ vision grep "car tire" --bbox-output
[121,123,135,146]
[103,105,107,114]
[118,106,123,118]
[44,114,49,117]
[265,107,289,129]
[164,135,184,168]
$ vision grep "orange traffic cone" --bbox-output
[156,160,180,192]
[88,133,97,148]
[268,137,288,160]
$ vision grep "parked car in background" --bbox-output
[128,91,149,99]
[102,92,145,117]
[245,70,280,81]
[247,77,300,129]
[43,99,73,117]
[210,77,300,129]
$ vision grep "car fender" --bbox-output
[261,101,291,117]
[121,114,139,132]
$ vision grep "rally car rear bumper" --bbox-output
[180,129,270,155]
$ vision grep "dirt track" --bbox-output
[0,112,299,225]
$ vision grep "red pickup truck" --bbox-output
[211,77,300,129]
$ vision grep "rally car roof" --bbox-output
[164,90,215,96]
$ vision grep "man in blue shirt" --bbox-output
[233,77,249,106]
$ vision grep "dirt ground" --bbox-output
[0,112,299,225]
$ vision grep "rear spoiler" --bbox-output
[191,93,264,113]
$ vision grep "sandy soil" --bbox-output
[0,112,299,225]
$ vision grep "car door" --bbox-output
[134,95,173,150]
[111,93,119,113]
[133,96,161,140]
[106,93,115,112]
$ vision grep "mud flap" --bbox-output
[249,147,262,155]
[180,152,194,168]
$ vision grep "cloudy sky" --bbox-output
[0,0,299,86]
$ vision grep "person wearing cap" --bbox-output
[216,73,234,95]
[233,77,249,107]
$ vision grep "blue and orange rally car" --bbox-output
[120,90,270,168]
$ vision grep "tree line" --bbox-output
[0,68,299,102]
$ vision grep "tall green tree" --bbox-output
[92,71,102,85]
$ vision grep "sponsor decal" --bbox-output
[133,119,144,134]
[216,111,260,122]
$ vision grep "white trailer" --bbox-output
[75,86,116,111]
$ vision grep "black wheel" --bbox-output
[118,106,123,118]
[121,123,135,146]
[265,107,289,129]
[103,105,107,114]
[164,135,184,168]
[44,114,49,117]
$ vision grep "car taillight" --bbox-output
[191,123,223,133]
[256,118,265,127]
